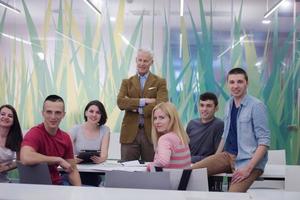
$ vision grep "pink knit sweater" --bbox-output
[148,132,191,170]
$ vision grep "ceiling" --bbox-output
[1,0,299,30]
[0,0,299,50]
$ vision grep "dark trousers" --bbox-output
[121,127,154,162]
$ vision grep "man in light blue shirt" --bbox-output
[192,68,270,192]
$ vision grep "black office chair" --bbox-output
[17,162,52,185]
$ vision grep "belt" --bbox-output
[138,124,144,129]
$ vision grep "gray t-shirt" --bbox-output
[70,124,110,155]
[186,117,224,163]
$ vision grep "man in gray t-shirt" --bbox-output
[186,92,224,163]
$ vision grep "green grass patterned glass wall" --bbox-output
[0,0,299,164]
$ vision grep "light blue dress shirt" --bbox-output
[138,72,149,115]
[222,95,271,171]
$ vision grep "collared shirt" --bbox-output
[222,95,270,171]
[137,72,149,91]
[138,72,150,114]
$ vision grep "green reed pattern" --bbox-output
[0,0,299,164]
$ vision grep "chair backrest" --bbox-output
[285,165,300,191]
[104,170,171,190]
[108,132,121,160]
[250,149,286,189]
[163,168,209,191]
[268,149,286,165]
[17,162,52,185]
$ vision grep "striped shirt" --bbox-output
[148,132,191,169]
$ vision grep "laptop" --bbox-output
[104,170,171,190]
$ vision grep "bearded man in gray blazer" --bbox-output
[117,49,168,162]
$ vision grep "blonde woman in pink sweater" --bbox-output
[147,102,191,170]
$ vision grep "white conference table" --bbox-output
[248,188,300,200]
[74,162,286,191]
[1,183,300,200]
[260,164,286,180]
[211,164,286,181]
[75,161,286,180]
[0,183,250,200]
[223,164,288,181]
[76,160,147,173]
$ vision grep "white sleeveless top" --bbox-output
[0,147,15,182]
[69,124,110,155]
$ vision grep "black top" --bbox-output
[224,101,239,155]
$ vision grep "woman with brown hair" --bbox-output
[0,104,23,182]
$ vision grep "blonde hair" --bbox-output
[151,102,189,149]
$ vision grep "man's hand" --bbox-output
[0,163,9,173]
[145,98,156,104]
[231,166,251,184]
[75,157,83,164]
[58,158,73,173]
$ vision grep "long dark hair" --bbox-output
[0,104,23,152]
